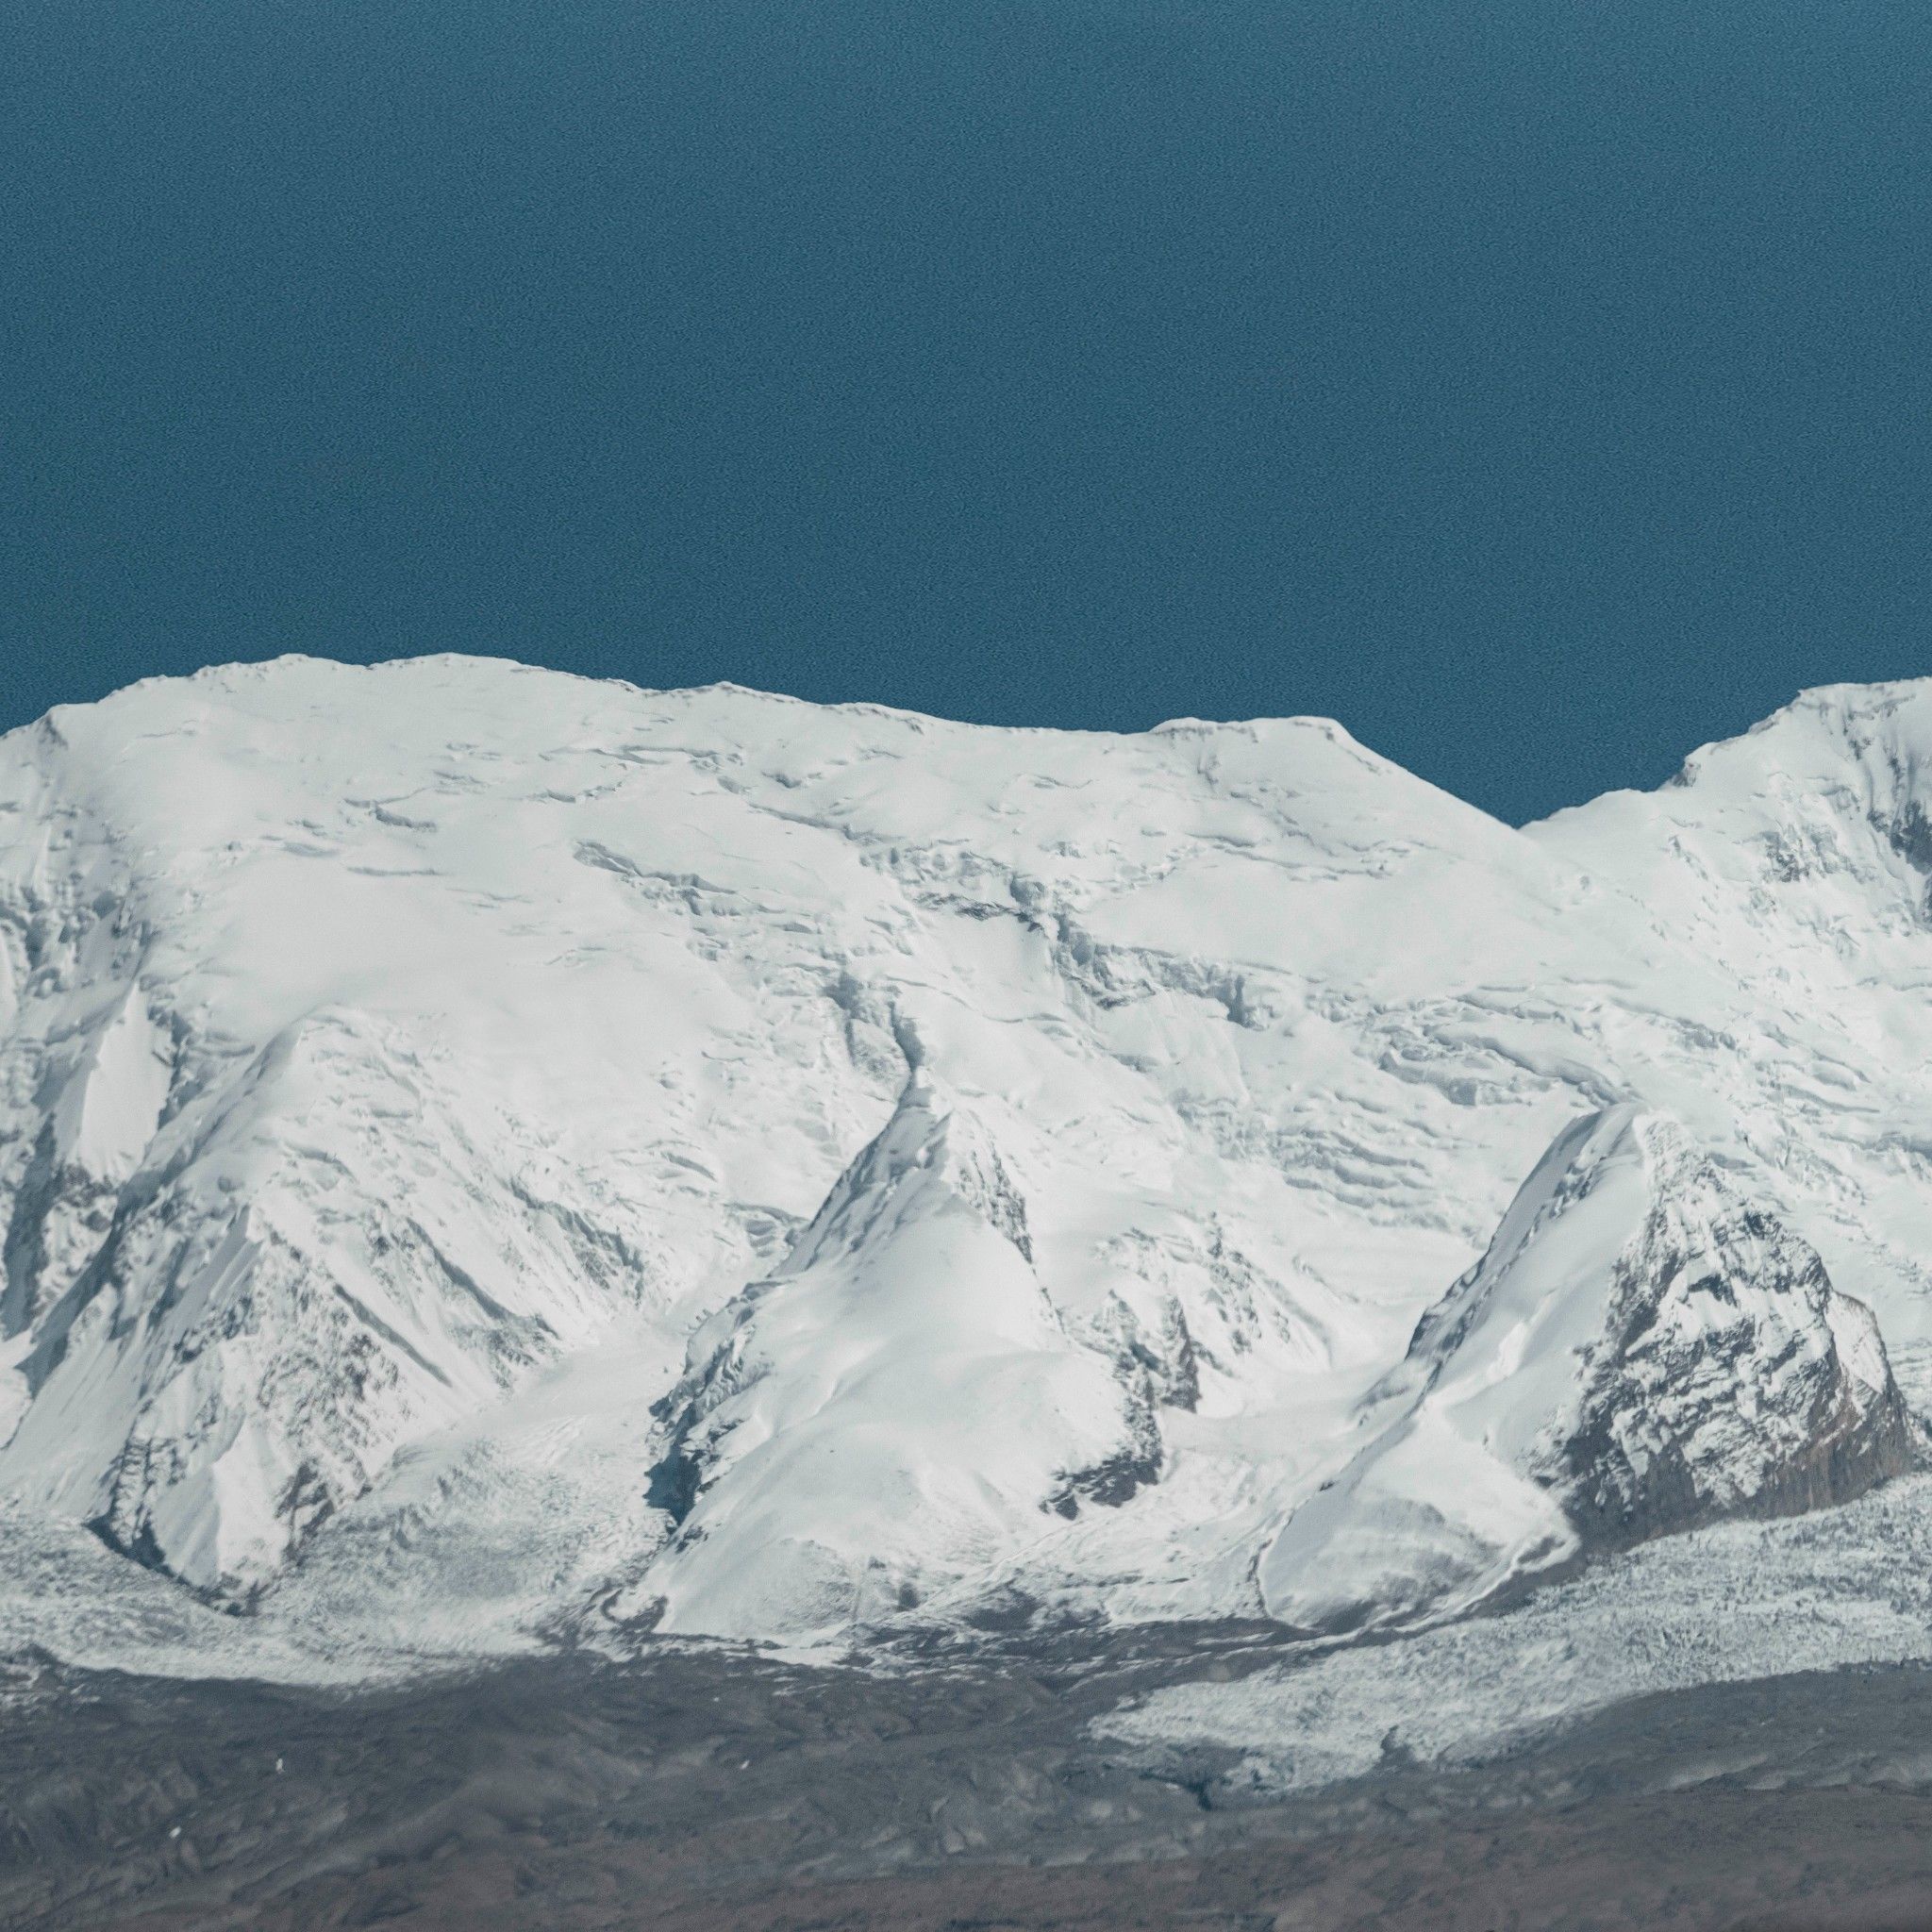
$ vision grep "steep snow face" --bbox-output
[1259,1108,1912,1636]
[1530,680,1932,1379]
[641,1073,1141,1639]
[0,655,1922,1646]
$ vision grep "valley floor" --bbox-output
[8,1641,1932,1931]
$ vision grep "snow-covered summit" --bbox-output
[641,1071,1147,1638]
[0,656,1924,1649]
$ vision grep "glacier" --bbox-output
[2,654,1931,1671]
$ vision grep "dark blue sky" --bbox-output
[6,0,1930,822]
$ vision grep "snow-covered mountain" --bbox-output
[1,655,1929,1649]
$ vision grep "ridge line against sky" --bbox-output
[1,649,1898,831]
[8,0,1932,823]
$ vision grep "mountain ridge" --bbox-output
[1,653,1928,1655]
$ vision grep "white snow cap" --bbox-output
[0,657,1919,1654]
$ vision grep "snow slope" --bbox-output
[0,657,1926,1652]
[1257,1106,1909,1637]
[641,1071,1141,1638]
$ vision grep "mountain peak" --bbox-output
[1257,1106,1912,1637]
[639,1076,1136,1638]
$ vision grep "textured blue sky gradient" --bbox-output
[6,0,1931,821]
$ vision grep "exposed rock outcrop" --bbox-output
[1258,1107,1914,1635]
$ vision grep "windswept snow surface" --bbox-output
[1,658,1931,1704]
